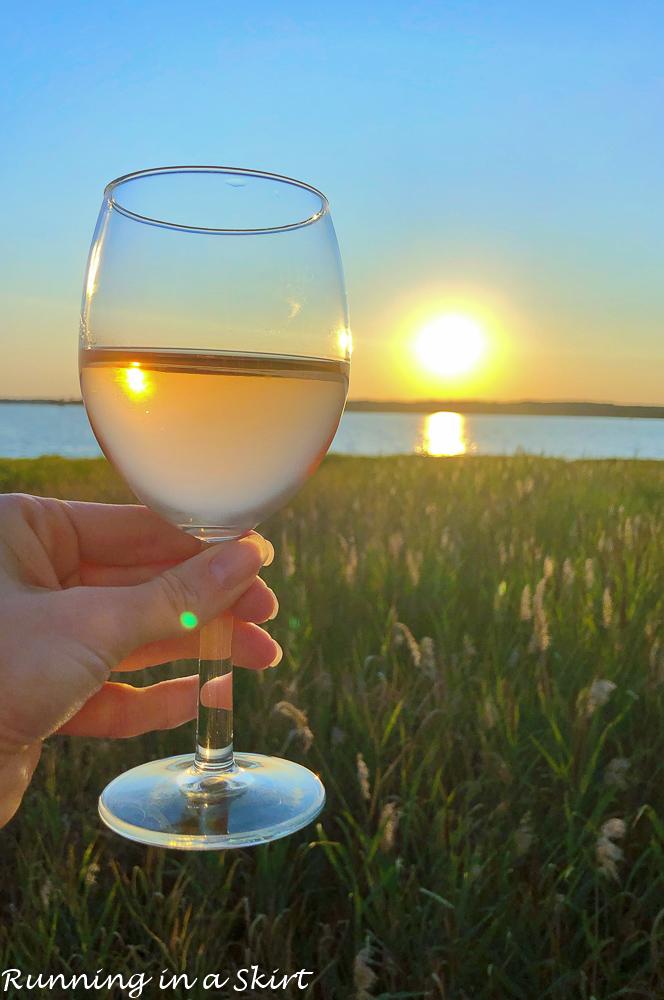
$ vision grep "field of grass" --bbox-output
[3,454,664,998]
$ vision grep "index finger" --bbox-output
[61,501,202,566]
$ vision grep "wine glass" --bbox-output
[79,166,350,849]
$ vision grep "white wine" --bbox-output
[80,348,348,536]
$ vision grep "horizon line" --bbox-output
[4,396,664,416]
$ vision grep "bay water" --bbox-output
[2,403,664,461]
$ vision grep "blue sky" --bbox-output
[2,0,664,401]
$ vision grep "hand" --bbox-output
[0,494,280,827]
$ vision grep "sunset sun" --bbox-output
[415,315,486,376]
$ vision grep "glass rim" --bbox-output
[103,165,330,235]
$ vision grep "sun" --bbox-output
[415,315,486,376]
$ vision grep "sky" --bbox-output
[2,0,664,403]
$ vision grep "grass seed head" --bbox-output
[406,549,423,586]
[649,636,660,668]
[419,636,436,674]
[344,543,359,584]
[273,701,309,729]
[602,588,613,628]
[562,557,575,587]
[84,863,100,886]
[596,819,626,879]
[274,701,313,752]
[585,679,617,716]
[520,584,532,621]
[299,726,314,752]
[601,817,626,840]
[393,622,421,667]
[378,802,401,853]
[388,532,403,558]
[514,812,534,855]
[40,879,53,908]
[357,752,371,802]
[597,838,623,879]
[528,578,550,652]
[354,940,377,999]
[585,558,595,589]
[281,529,296,579]
[604,758,630,789]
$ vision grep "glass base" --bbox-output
[98,753,325,850]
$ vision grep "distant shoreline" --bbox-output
[0,399,85,406]
[345,400,664,418]
[3,398,664,419]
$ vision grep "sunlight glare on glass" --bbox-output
[416,315,485,376]
[86,243,102,300]
[420,411,467,457]
[337,327,353,357]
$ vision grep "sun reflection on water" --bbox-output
[117,363,151,397]
[419,411,467,456]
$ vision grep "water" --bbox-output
[3,403,664,461]
[333,411,664,460]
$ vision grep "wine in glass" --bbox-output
[79,166,350,849]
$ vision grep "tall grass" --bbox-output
[3,454,664,998]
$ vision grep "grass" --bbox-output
[3,454,664,997]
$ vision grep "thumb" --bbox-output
[94,534,271,658]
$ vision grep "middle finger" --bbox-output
[113,618,282,673]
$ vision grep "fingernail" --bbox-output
[210,540,263,588]
[267,590,279,620]
[262,539,275,567]
[269,642,283,667]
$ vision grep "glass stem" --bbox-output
[194,613,234,772]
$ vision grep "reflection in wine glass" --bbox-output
[419,411,467,456]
